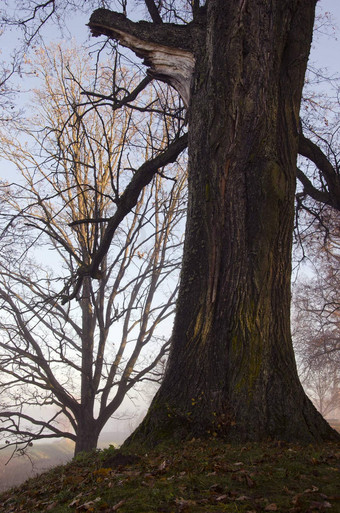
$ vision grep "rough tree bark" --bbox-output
[89,0,339,444]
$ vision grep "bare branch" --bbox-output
[298,132,340,211]
[62,131,187,304]
[144,0,163,24]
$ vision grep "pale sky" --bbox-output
[312,0,340,75]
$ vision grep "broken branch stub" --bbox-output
[88,9,195,108]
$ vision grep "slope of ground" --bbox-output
[0,439,339,512]
[0,431,128,492]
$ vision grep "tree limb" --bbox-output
[89,9,192,50]
[81,75,153,109]
[144,0,163,24]
[61,132,187,303]
[89,133,187,274]
[88,9,196,107]
[296,167,331,205]
[0,411,76,442]
[298,133,340,211]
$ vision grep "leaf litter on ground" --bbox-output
[0,439,339,512]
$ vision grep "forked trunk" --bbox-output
[127,0,339,445]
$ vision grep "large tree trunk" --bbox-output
[126,0,339,445]
[75,415,100,455]
[89,0,339,445]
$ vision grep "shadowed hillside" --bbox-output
[0,439,339,512]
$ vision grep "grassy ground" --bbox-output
[0,439,339,512]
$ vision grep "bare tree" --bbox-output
[292,221,340,418]
[293,261,339,366]
[300,367,339,419]
[0,43,186,455]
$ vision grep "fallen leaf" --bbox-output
[245,473,255,487]
[65,474,84,485]
[175,497,197,511]
[309,501,332,510]
[265,504,278,511]
[303,486,319,493]
[69,498,81,507]
[209,483,224,493]
[93,467,112,477]
[292,494,302,505]
[232,473,244,483]
[197,498,209,505]
[77,497,101,511]
[159,460,167,471]
[283,486,294,495]
[229,490,239,497]
[46,502,58,510]
[235,495,251,501]
[215,494,228,501]
[112,500,126,511]
[77,500,95,511]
